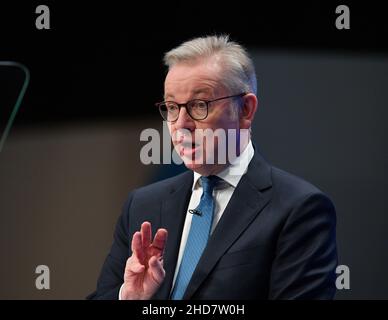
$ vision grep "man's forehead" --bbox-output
[164,87,214,100]
[163,60,224,99]
[167,59,221,77]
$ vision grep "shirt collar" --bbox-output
[192,140,254,190]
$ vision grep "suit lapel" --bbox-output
[152,170,193,300]
[183,152,273,299]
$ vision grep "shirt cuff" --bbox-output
[118,283,125,300]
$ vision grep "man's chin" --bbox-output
[182,160,204,171]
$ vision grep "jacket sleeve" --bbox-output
[269,192,338,299]
[86,193,133,300]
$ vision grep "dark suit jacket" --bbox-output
[88,151,337,300]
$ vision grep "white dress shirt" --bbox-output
[170,140,254,291]
[119,141,254,299]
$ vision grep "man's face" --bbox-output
[164,59,240,175]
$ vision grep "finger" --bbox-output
[141,221,152,249]
[148,256,165,284]
[131,231,143,261]
[152,228,168,255]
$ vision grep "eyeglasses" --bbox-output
[155,92,247,122]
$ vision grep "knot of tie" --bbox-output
[200,175,221,195]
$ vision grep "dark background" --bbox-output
[1,1,387,125]
[0,1,387,299]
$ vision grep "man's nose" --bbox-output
[174,107,195,131]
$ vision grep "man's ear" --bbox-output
[239,93,258,129]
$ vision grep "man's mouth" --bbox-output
[180,141,199,149]
[176,140,202,159]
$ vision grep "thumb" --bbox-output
[148,256,165,285]
[125,257,145,279]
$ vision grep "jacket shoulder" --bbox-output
[127,170,192,201]
[270,166,330,202]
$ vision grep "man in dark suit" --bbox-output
[88,35,337,300]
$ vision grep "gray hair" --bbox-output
[163,35,257,96]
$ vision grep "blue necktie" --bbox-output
[171,175,220,300]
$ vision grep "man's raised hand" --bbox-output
[121,222,168,300]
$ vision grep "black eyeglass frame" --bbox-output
[155,92,247,122]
